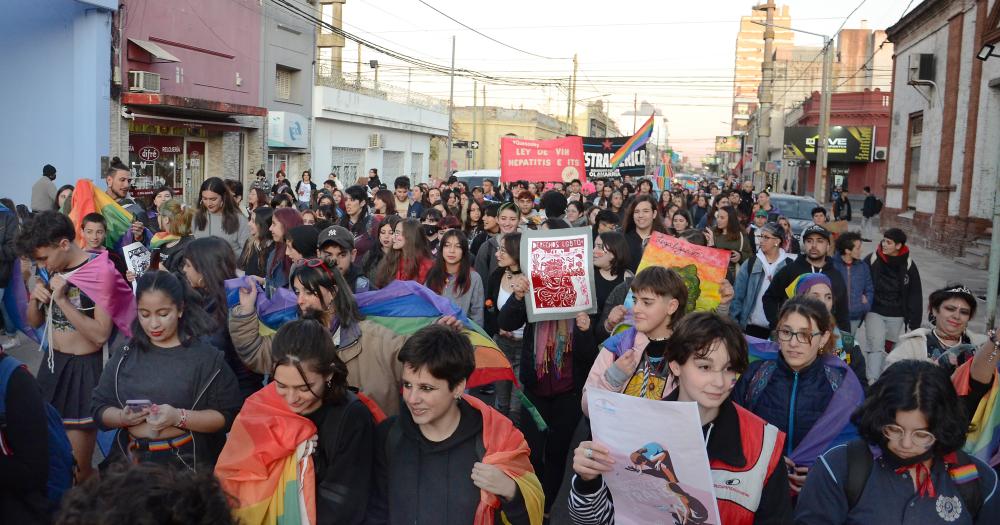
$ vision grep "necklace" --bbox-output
[932,328,962,348]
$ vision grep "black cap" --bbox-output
[802,224,831,240]
[43,164,56,177]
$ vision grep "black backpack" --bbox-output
[844,439,983,519]
[873,198,884,215]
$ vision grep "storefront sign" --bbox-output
[268,111,310,149]
[715,136,741,153]
[128,134,184,197]
[138,146,159,162]
[500,136,585,183]
[784,126,874,163]
[583,136,646,179]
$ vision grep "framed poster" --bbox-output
[520,226,597,322]
[588,388,721,525]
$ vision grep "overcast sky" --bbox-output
[344,0,915,161]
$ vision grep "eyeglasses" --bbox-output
[775,328,822,344]
[882,424,936,449]
[760,235,780,242]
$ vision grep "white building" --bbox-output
[312,77,449,189]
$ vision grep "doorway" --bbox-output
[184,140,206,206]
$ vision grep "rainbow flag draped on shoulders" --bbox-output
[67,179,135,250]
[952,360,1000,466]
[609,115,654,170]
[63,250,135,338]
[225,276,299,337]
[216,383,318,525]
[464,394,545,525]
[355,280,515,388]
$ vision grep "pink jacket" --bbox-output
[581,329,677,416]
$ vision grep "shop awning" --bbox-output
[128,38,181,63]
[130,112,243,132]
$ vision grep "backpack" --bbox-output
[0,354,75,511]
[844,439,983,519]
[873,198,884,215]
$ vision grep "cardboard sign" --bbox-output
[637,232,730,313]
[500,136,586,183]
[588,389,721,525]
[520,227,596,322]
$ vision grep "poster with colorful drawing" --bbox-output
[638,232,730,313]
[520,227,597,322]
[588,388,721,525]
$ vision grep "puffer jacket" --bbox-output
[581,327,676,417]
[732,353,836,453]
[229,311,408,416]
[830,256,874,321]
[731,251,793,329]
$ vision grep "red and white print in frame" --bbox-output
[520,226,597,322]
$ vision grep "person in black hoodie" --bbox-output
[862,227,922,383]
[383,324,538,524]
[0,351,50,525]
[762,225,851,332]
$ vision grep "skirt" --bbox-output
[36,350,103,430]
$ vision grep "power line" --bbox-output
[415,0,570,60]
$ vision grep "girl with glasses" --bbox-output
[732,295,865,494]
[796,360,999,523]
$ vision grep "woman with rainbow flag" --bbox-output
[149,199,194,273]
[383,323,544,525]
[796,360,1000,523]
[216,319,378,525]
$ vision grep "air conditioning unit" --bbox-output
[908,54,935,83]
[873,146,888,161]
[367,133,383,149]
[128,70,161,93]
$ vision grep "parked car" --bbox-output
[768,194,823,239]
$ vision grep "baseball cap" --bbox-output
[317,225,355,251]
[754,209,768,219]
[802,224,831,240]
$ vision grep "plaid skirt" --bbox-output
[36,350,102,430]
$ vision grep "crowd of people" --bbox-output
[0,161,997,524]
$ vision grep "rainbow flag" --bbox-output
[150,232,181,250]
[637,232,730,312]
[746,334,780,362]
[68,179,135,250]
[464,394,545,525]
[355,281,516,388]
[215,383,318,525]
[953,360,1000,466]
[64,251,136,338]
[609,115,654,169]
[225,277,299,337]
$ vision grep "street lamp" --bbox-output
[752,20,833,203]
[977,43,998,61]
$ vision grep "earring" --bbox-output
[929,313,937,325]
[326,380,333,389]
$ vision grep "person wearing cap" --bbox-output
[884,283,984,375]
[748,208,770,252]
[731,222,793,339]
[862,227,922,383]
[31,164,58,212]
[762,224,851,333]
[317,224,370,293]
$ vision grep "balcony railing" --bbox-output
[314,71,448,113]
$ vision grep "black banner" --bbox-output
[582,136,647,179]
[783,126,874,163]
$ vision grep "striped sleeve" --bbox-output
[568,475,614,525]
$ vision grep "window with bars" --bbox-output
[410,152,424,182]
[276,66,293,101]
[331,147,364,188]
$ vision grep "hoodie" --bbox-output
[762,254,851,332]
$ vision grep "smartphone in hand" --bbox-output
[125,399,151,412]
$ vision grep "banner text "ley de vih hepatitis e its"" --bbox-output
[500,136,586,183]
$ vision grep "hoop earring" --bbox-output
[928,313,937,325]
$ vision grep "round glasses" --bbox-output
[882,424,936,449]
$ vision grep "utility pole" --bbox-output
[472,80,477,171]
[569,53,579,132]
[756,1,776,190]
[481,84,486,170]
[986,141,1000,332]
[633,93,638,133]
[814,36,834,203]
[355,45,361,88]
[446,36,455,179]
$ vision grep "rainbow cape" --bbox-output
[150,232,182,250]
[953,360,1000,466]
[67,179,135,250]
[464,394,545,525]
[62,251,136,338]
[355,281,515,388]
[609,115,654,169]
[215,383,318,525]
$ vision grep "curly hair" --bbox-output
[55,462,235,525]
[15,210,75,256]
[852,360,968,456]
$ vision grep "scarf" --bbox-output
[150,231,181,250]
[885,448,937,499]
[533,318,573,379]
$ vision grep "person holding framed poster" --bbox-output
[498,219,599,520]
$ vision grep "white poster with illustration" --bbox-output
[587,388,720,525]
[123,242,151,293]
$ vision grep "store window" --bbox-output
[906,113,922,210]
[268,153,289,180]
[128,135,183,198]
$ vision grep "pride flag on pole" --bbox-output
[609,115,654,169]
[68,179,135,250]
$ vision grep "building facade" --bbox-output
[884,0,1000,256]
[112,0,267,204]
[731,4,794,136]
[447,107,575,174]
[262,0,317,186]
[1,0,117,207]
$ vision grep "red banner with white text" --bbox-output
[500,136,586,183]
